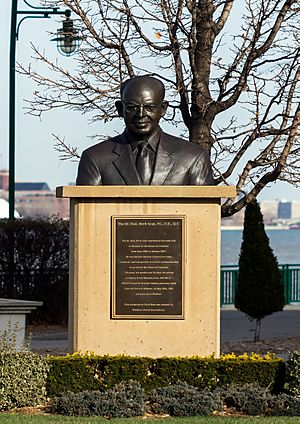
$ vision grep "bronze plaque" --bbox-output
[112,216,185,319]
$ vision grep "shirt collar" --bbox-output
[125,128,161,152]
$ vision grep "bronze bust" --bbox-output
[76,76,214,186]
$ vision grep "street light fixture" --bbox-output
[51,11,82,56]
[9,0,81,220]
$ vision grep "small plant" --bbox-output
[216,383,272,416]
[269,393,300,416]
[284,350,300,397]
[51,390,106,416]
[51,380,146,417]
[148,381,222,416]
[0,321,30,352]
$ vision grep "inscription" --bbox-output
[112,217,185,319]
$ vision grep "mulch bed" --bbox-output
[222,337,300,356]
[26,324,300,356]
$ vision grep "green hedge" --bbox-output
[47,353,285,397]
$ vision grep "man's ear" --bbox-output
[160,101,168,117]
[115,101,124,118]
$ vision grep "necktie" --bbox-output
[136,141,152,185]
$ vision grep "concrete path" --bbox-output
[30,306,300,353]
[30,331,68,353]
[221,306,300,343]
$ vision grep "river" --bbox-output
[221,229,300,265]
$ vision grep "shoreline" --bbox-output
[221,225,291,230]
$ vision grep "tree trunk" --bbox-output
[254,318,262,342]
[189,120,213,150]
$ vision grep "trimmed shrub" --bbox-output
[0,217,69,323]
[284,351,300,397]
[47,353,285,397]
[51,380,146,417]
[235,200,284,342]
[148,381,222,416]
[0,329,49,410]
[217,383,272,416]
[47,354,151,396]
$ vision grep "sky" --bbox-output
[0,0,299,201]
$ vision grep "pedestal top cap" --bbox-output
[56,185,236,199]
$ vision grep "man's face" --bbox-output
[117,79,168,139]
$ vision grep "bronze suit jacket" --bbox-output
[76,131,214,185]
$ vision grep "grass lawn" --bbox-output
[0,416,300,424]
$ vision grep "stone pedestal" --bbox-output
[0,298,43,350]
[57,186,235,357]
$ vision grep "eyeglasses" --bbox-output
[121,101,164,114]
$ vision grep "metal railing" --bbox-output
[221,264,300,306]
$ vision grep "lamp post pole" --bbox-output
[9,0,17,220]
[9,0,71,220]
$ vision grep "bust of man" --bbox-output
[76,75,214,186]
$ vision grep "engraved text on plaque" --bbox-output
[112,216,185,319]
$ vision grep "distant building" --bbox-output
[291,201,300,219]
[0,170,9,191]
[0,171,69,218]
[260,199,300,223]
[223,199,300,227]
[277,200,300,220]
[15,182,50,191]
[260,200,279,224]
[221,209,245,227]
[278,200,292,219]
[14,184,69,218]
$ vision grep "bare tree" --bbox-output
[20,0,300,217]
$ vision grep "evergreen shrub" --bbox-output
[51,380,146,417]
[0,328,49,410]
[216,383,272,415]
[269,393,300,416]
[47,353,285,397]
[148,381,222,416]
[284,350,300,397]
[235,200,285,341]
[0,217,69,323]
[0,352,49,410]
[50,384,300,417]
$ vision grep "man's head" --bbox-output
[115,76,168,140]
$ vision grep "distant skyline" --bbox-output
[1,1,299,201]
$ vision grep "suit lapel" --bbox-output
[151,133,176,185]
[112,135,140,185]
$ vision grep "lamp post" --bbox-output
[9,0,81,219]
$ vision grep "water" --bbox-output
[221,229,300,265]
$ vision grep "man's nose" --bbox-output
[136,105,147,118]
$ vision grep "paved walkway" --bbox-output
[221,305,300,343]
[31,331,68,354]
[30,305,300,354]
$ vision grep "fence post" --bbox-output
[281,264,289,305]
[220,270,224,306]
